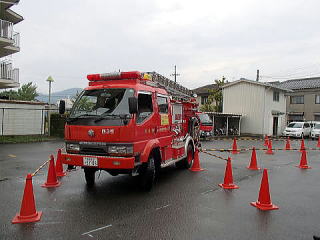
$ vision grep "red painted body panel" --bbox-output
[61,153,135,169]
[200,125,213,132]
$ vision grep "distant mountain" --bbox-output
[36,88,83,104]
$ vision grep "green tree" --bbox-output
[0,89,18,99]
[0,82,38,101]
[200,76,225,112]
[16,82,39,101]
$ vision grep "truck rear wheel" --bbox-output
[84,168,96,187]
[176,144,194,169]
[139,155,156,191]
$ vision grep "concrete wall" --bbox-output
[223,82,287,136]
[286,88,320,121]
[0,101,46,135]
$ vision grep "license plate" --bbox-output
[83,157,98,167]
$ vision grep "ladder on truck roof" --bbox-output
[145,71,194,100]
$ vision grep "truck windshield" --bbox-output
[70,88,134,118]
[198,113,212,124]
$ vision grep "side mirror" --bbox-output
[128,97,138,114]
[59,100,66,114]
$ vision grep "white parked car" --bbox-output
[282,122,311,138]
[311,123,320,140]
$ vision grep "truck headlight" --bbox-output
[66,143,80,152]
[108,145,133,156]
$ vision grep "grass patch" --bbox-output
[0,135,61,144]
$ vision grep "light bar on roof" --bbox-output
[87,71,141,81]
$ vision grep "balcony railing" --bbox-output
[0,61,19,83]
[0,19,13,40]
[13,32,20,48]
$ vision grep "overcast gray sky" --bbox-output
[12,0,320,93]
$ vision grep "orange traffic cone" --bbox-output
[232,137,239,154]
[190,147,205,172]
[42,155,61,188]
[264,136,269,146]
[317,136,320,148]
[55,149,66,177]
[266,139,274,154]
[296,150,311,169]
[219,157,239,189]
[12,174,43,224]
[300,139,305,152]
[247,147,260,170]
[285,137,291,150]
[250,169,279,211]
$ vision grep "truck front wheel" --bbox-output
[176,144,194,169]
[138,155,156,191]
[84,168,96,187]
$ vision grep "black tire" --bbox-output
[84,168,96,187]
[139,155,156,191]
[176,144,194,169]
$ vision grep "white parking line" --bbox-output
[81,224,112,236]
[155,204,171,211]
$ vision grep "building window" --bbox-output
[288,113,304,122]
[201,96,208,105]
[290,96,304,104]
[273,91,279,102]
[315,95,320,104]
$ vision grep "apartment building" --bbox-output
[277,77,320,122]
[0,0,23,89]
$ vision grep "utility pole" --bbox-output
[256,69,260,82]
[171,65,180,83]
[46,76,54,136]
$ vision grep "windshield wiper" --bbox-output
[67,114,97,123]
[94,113,131,123]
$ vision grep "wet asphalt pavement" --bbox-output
[0,139,320,240]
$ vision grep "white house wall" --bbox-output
[223,81,287,136]
[264,89,287,136]
[223,82,265,135]
[0,102,45,135]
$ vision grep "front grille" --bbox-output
[80,147,107,156]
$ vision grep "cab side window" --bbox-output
[157,96,168,113]
[137,93,153,124]
[304,123,310,128]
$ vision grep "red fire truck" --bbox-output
[196,112,213,139]
[59,71,200,191]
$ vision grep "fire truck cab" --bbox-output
[60,71,200,191]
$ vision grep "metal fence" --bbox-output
[0,108,59,136]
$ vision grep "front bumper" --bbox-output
[61,152,136,169]
[311,133,320,138]
[200,131,212,137]
[283,132,302,137]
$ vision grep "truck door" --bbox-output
[135,91,156,142]
[156,94,172,161]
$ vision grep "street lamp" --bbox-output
[46,76,54,136]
